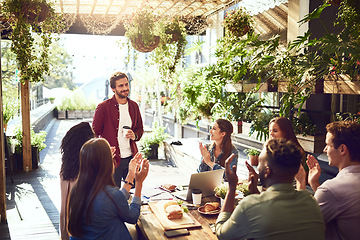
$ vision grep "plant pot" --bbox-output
[32,146,39,169]
[228,25,250,37]
[131,35,160,53]
[147,143,159,160]
[249,155,259,166]
[67,110,76,119]
[75,110,83,119]
[57,110,66,119]
[15,2,50,24]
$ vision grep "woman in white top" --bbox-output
[60,122,94,240]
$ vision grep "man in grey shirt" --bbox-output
[216,139,325,240]
[307,121,360,240]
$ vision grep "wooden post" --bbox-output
[0,48,6,222]
[21,81,32,172]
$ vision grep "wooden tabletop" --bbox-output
[137,204,219,240]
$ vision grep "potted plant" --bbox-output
[139,122,170,159]
[13,126,47,169]
[48,97,55,104]
[123,6,161,53]
[180,15,211,35]
[223,7,254,38]
[243,148,261,166]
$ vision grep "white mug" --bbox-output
[123,126,131,138]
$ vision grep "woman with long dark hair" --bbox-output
[269,117,307,189]
[67,138,149,240]
[198,119,238,177]
[60,122,95,240]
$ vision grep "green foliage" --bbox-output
[214,183,250,199]
[13,125,47,153]
[3,96,19,124]
[223,7,254,38]
[335,112,360,124]
[139,122,170,158]
[150,17,188,79]
[292,112,320,136]
[0,0,66,83]
[243,148,260,156]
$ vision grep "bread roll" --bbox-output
[204,202,219,212]
[163,200,179,210]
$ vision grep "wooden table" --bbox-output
[137,204,219,240]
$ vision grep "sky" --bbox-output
[59,34,128,84]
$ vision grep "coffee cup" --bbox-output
[123,126,131,138]
[192,189,202,205]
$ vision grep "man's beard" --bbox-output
[259,170,266,187]
[115,90,129,99]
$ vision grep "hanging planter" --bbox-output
[131,35,160,53]
[124,6,161,53]
[223,7,254,38]
[180,16,211,35]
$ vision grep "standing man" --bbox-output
[307,121,360,240]
[93,71,143,187]
[216,139,325,240]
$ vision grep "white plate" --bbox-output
[198,206,221,215]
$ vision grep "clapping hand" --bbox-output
[199,142,213,168]
[245,161,260,194]
[225,154,237,190]
[306,154,321,191]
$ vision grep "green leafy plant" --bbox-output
[13,125,47,153]
[0,0,65,83]
[3,97,19,125]
[214,183,251,199]
[243,148,260,156]
[223,7,254,38]
[123,5,161,54]
[151,17,187,78]
[139,122,170,158]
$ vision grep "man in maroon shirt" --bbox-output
[92,72,143,187]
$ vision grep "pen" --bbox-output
[150,197,173,201]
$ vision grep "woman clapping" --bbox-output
[67,138,149,240]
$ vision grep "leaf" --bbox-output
[298,2,330,26]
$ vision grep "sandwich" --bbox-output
[161,184,177,192]
[203,202,219,212]
[164,201,183,220]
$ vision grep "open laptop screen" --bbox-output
[173,169,225,201]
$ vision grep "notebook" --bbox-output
[172,169,225,201]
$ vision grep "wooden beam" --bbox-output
[0,41,6,222]
[20,81,32,172]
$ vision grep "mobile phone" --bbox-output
[164,229,190,238]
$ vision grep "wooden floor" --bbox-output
[1,119,82,240]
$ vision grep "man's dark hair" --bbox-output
[110,72,128,89]
[265,138,302,177]
[326,121,360,162]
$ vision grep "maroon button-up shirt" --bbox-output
[92,95,144,167]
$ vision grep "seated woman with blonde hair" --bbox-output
[67,138,149,240]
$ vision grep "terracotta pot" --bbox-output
[249,155,259,166]
[131,35,160,53]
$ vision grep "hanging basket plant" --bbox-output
[0,0,65,83]
[124,7,161,53]
[180,15,211,35]
[151,17,187,77]
[223,7,254,38]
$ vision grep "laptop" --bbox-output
[172,169,225,201]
